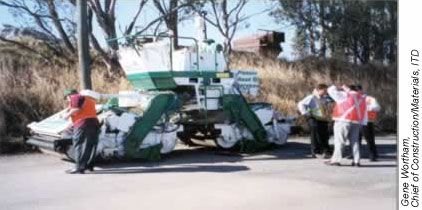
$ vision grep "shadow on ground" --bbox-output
[88,141,396,174]
[92,164,249,174]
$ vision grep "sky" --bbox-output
[0,0,295,59]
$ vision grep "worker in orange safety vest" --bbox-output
[62,89,99,174]
[325,84,367,167]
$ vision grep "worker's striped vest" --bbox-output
[309,95,331,121]
[332,92,366,124]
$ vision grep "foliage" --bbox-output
[271,0,397,64]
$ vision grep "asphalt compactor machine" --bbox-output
[26,35,293,161]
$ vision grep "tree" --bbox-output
[318,0,326,58]
[271,0,397,64]
[386,1,397,63]
[0,0,170,73]
[270,0,318,57]
[46,0,75,54]
[0,0,247,73]
[0,0,76,62]
[153,0,179,48]
[196,0,247,56]
[86,0,195,72]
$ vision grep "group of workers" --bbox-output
[298,83,380,166]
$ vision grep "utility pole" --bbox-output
[77,0,92,90]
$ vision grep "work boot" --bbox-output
[324,160,340,166]
[369,154,378,162]
[65,168,85,174]
[322,152,331,159]
[86,164,95,172]
[351,162,361,167]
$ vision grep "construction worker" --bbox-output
[298,84,331,158]
[62,89,99,174]
[325,84,367,167]
[356,84,380,161]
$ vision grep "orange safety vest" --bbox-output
[366,96,378,122]
[368,110,377,122]
[70,95,97,124]
[332,92,366,123]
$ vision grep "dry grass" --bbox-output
[0,46,129,137]
[231,53,397,132]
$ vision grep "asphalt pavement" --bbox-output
[0,135,397,210]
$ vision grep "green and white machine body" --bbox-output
[26,35,292,161]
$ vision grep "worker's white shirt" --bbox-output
[297,94,323,116]
[366,95,381,112]
[327,85,348,102]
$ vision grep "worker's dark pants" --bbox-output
[73,123,99,170]
[359,122,378,159]
[308,118,330,155]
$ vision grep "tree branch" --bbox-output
[210,0,224,35]
[125,0,148,36]
[153,19,165,36]
[227,0,244,18]
[133,2,191,37]
[0,0,51,18]
[88,8,112,69]
[46,0,75,53]
[109,0,117,17]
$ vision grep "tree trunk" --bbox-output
[318,0,326,58]
[388,1,397,63]
[308,27,316,55]
[221,0,231,55]
[46,0,76,54]
[88,0,119,62]
[168,0,178,48]
[77,0,92,90]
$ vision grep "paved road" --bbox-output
[0,136,397,210]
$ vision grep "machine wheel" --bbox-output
[160,134,178,154]
[215,136,237,149]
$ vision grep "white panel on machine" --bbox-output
[172,44,227,72]
[119,41,171,74]
[118,91,153,108]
